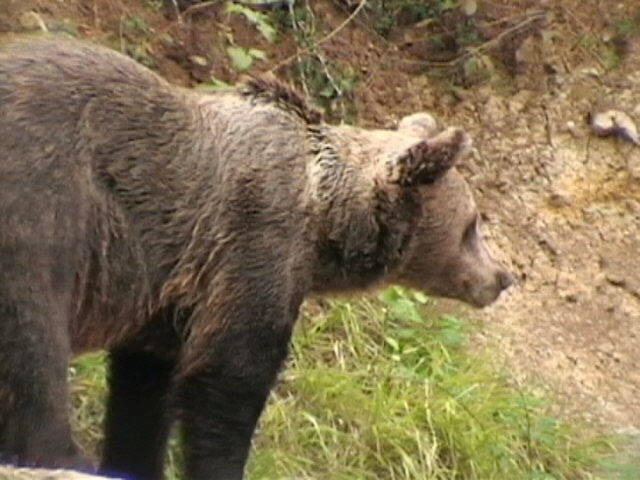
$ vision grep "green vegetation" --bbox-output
[365,0,459,37]
[145,0,164,11]
[70,287,611,480]
[121,15,156,68]
[370,0,442,37]
[227,45,267,71]
[613,8,640,37]
[224,3,276,72]
[227,3,278,43]
[277,2,359,121]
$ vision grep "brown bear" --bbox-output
[0,36,513,480]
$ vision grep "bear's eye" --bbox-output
[462,215,479,246]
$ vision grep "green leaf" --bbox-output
[197,77,232,91]
[384,336,400,352]
[226,3,277,43]
[381,294,423,323]
[318,85,335,98]
[227,46,254,71]
[412,291,430,304]
[437,315,464,346]
[248,48,266,60]
[379,286,402,305]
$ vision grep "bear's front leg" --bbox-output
[100,348,176,480]
[174,306,295,480]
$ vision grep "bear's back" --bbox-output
[0,35,179,162]
[0,35,167,109]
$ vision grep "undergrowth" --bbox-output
[275,1,359,122]
[70,287,612,480]
[367,0,451,37]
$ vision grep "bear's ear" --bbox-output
[388,127,470,187]
[397,112,439,139]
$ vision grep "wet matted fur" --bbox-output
[0,36,512,480]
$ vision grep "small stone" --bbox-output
[482,95,505,125]
[397,112,438,138]
[508,100,525,114]
[564,120,581,137]
[605,273,626,287]
[590,109,640,145]
[581,67,600,78]
[188,55,209,67]
[461,0,477,16]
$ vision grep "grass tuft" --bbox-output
[248,287,608,479]
[70,287,611,479]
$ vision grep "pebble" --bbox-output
[188,55,209,67]
[590,109,640,145]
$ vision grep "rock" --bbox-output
[461,0,477,16]
[481,95,505,126]
[580,67,600,78]
[563,120,581,137]
[589,109,640,145]
[397,112,438,138]
[605,273,627,287]
[188,54,208,67]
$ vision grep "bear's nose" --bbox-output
[497,270,515,291]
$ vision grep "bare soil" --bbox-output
[2,0,639,464]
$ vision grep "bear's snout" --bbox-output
[463,266,515,308]
[496,270,515,292]
[477,267,515,307]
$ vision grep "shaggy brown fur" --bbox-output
[239,75,323,125]
[0,36,512,480]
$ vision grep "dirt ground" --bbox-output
[1,0,639,463]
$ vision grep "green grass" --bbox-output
[70,287,612,479]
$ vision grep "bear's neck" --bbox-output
[305,125,418,294]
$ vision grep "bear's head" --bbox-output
[312,113,513,307]
[389,113,514,307]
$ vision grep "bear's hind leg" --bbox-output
[100,349,175,480]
